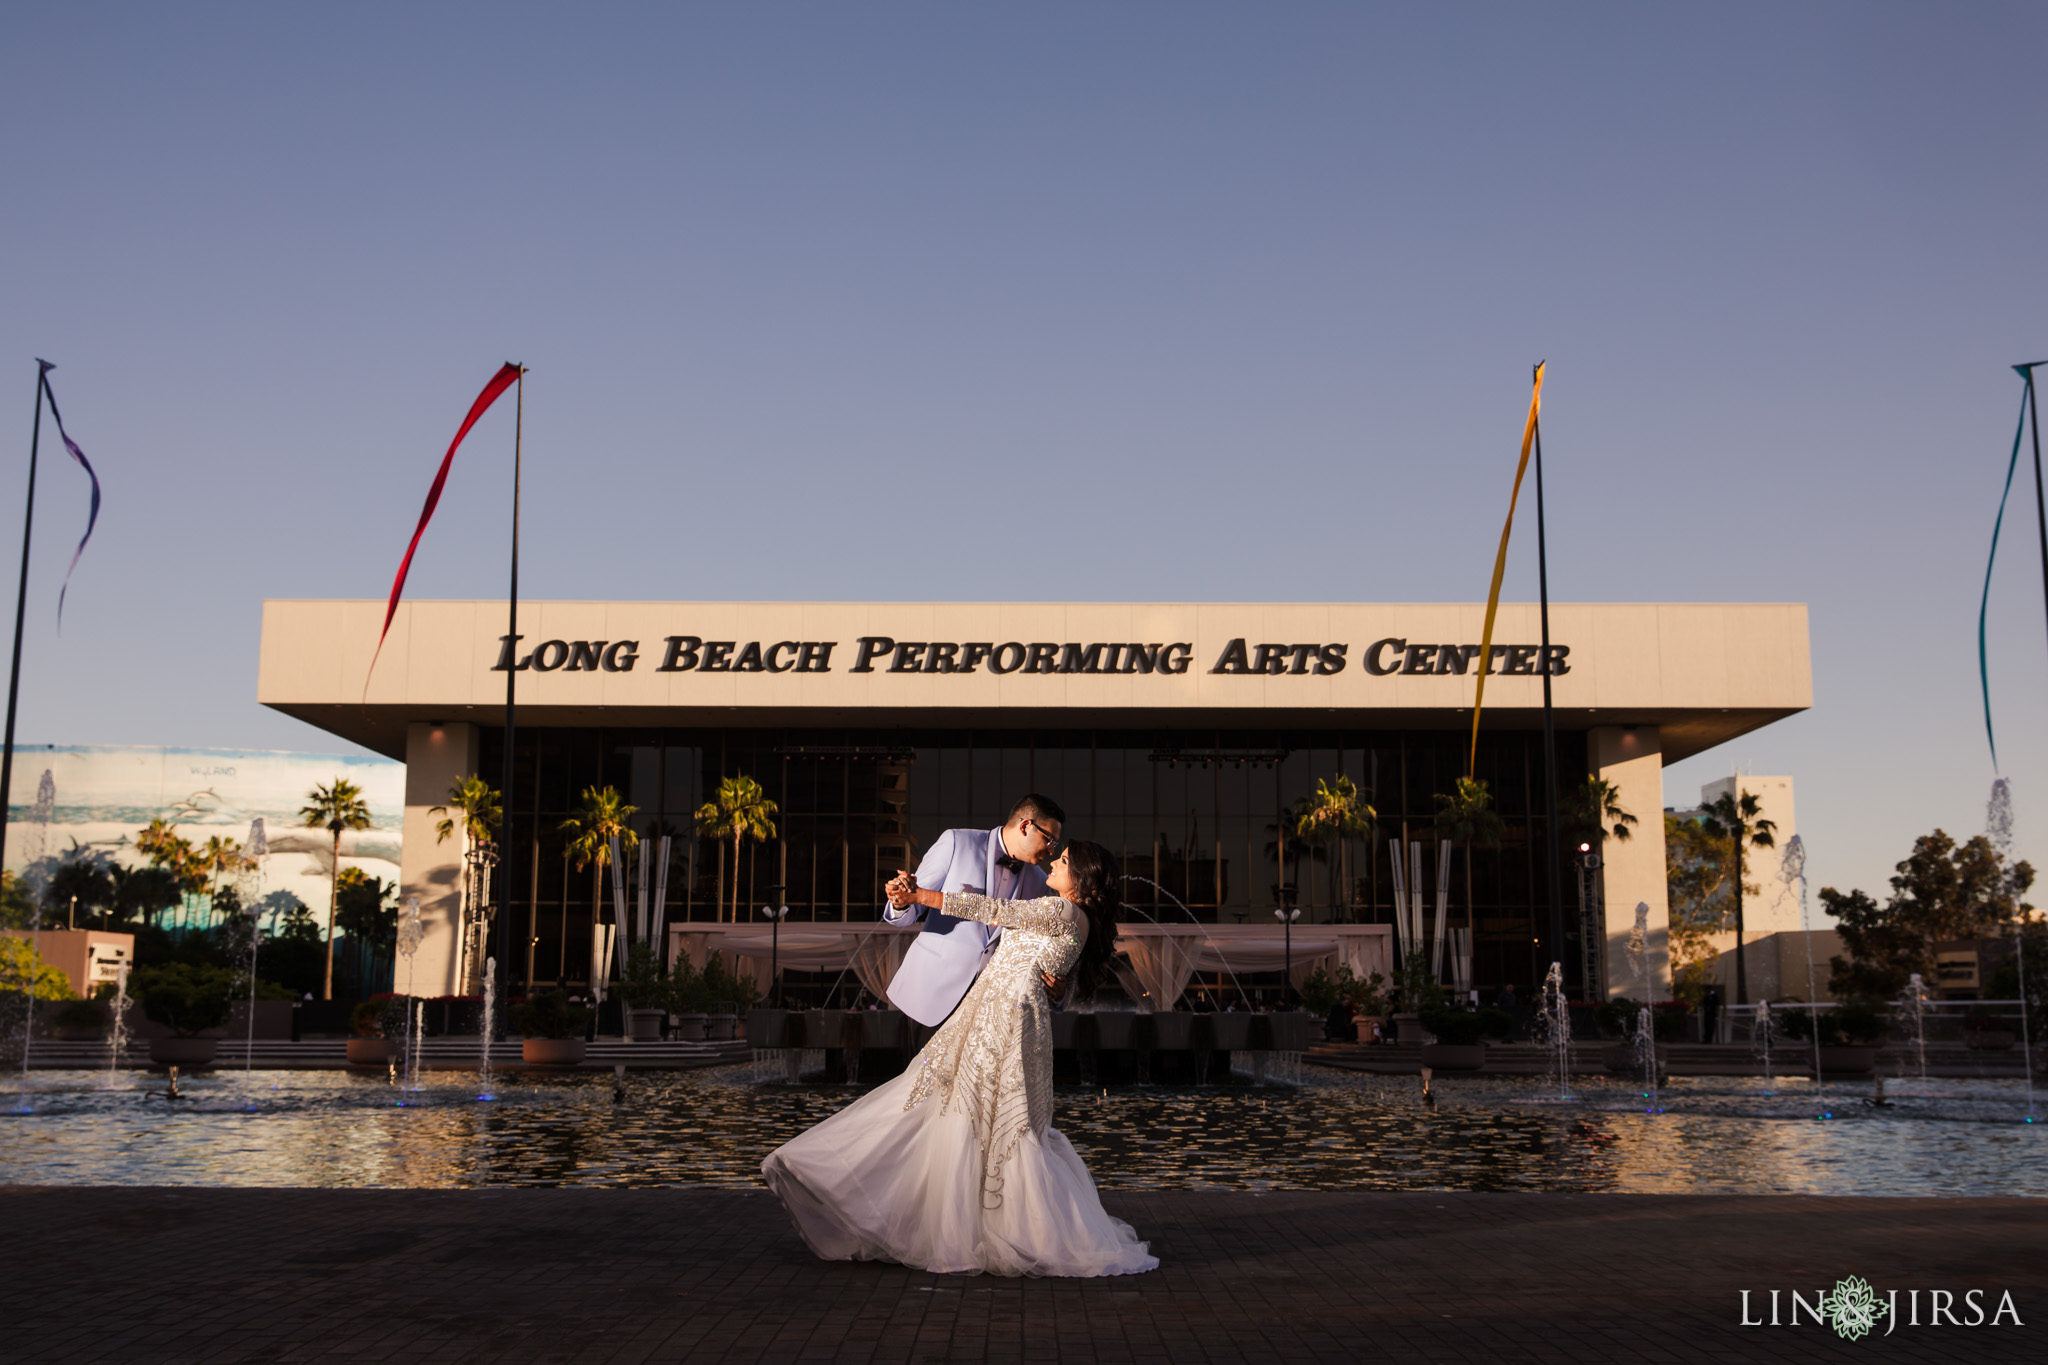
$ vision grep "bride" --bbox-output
[761,839,1157,1277]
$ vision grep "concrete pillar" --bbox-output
[401,721,479,998]
[1588,726,1669,1000]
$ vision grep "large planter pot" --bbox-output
[804,1010,852,1050]
[1814,1045,1878,1078]
[346,1038,400,1065]
[1390,1012,1429,1044]
[1146,1012,1193,1050]
[670,1012,709,1042]
[1354,1016,1386,1045]
[1418,1042,1487,1071]
[704,1014,739,1041]
[1088,1011,1137,1050]
[1195,1013,1251,1052]
[149,1037,219,1067]
[626,1008,666,1042]
[857,1010,907,1050]
[522,1038,587,1066]
[746,1008,790,1049]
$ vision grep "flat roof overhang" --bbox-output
[265,704,1797,767]
[260,599,1812,766]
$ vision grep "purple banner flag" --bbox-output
[36,361,101,629]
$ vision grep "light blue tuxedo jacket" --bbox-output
[883,827,1048,1026]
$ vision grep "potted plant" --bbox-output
[130,963,236,1066]
[696,952,754,1040]
[347,996,404,1065]
[1388,950,1445,1043]
[666,953,708,1041]
[1348,971,1390,1043]
[616,944,669,1042]
[50,996,110,1042]
[512,990,593,1065]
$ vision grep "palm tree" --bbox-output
[1294,776,1375,919]
[1562,776,1639,848]
[300,777,372,1000]
[432,775,503,989]
[560,786,640,960]
[1699,788,1777,1005]
[1434,776,1506,952]
[200,835,251,899]
[694,775,779,923]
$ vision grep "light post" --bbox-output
[1274,907,1300,1007]
[68,894,76,930]
[760,884,789,1008]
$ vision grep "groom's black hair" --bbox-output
[1008,793,1066,825]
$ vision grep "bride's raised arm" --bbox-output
[940,889,1077,937]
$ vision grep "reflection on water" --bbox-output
[0,1065,2041,1195]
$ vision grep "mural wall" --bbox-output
[3,744,403,927]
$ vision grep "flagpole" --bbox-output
[500,366,523,1001]
[0,365,49,874]
[1533,362,1565,992]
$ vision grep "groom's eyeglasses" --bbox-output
[1025,819,1063,855]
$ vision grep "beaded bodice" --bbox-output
[903,892,1084,1175]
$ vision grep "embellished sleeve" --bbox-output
[941,891,1077,937]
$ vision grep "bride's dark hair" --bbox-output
[1057,839,1122,1000]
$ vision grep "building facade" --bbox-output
[258,599,1811,1001]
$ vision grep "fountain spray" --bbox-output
[239,818,267,1073]
[1626,902,1661,1107]
[396,896,425,1096]
[1986,778,2038,1122]
[1779,836,1827,1116]
[1900,973,1929,1090]
[1753,999,1775,1092]
[478,956,496,1097]
[104,959,130,1090]
[1540,962,1571,1100]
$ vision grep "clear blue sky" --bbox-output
[4,3,2047,905]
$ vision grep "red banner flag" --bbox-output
[365,363,522,694]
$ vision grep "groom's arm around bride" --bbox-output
[880,794,1064,1026]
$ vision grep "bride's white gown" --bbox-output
[762,890,1158,1277]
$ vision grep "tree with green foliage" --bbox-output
[110,864,185,930]
[1296,775,1375,918]
[1663,813,1744,1007]
[334,868,398,997]
[561,785,640,959]
[0,934,74,1000]
[0,871,39,930]
[694,776,778,923]
[1699,789,1777,1003]
[1434,776,1505,950]
[1562,776,1638,848]
[431,774,503,991]
[1821,828,2035,999]
[300,777,372,1001]
[44,852,117,927]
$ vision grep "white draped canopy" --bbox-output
[670,921,1393,1010]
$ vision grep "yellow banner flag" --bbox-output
[1470,363,1545,775]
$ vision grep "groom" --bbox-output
[882,793,1065,1026]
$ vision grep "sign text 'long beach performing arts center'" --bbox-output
[259,601,1810,1000]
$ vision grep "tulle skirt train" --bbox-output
[762,1066,1157,1277]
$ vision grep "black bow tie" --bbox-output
[996,854,1025,872]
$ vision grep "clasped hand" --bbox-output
[890,869,1066,999]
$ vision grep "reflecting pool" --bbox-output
[1,1065,2041,1195]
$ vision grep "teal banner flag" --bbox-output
[1979,368,2035,769]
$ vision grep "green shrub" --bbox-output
[1419,1006,1508,1046]
[50,997,109,1031]
[616,943,666,1010]
[350,997,406,1038]
[129,964,237,1036]
[511,990,592,1040]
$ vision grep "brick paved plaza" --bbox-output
[1,1187,2039,1363]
